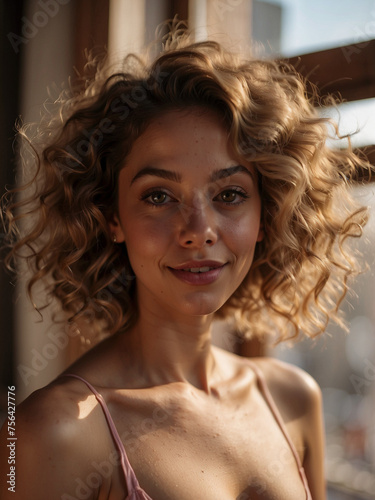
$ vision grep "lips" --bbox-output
[168,261,226,285]
[182,266,216,273]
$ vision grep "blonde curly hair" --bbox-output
[1,33,371,343]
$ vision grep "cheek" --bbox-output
[223,215,261,254]
[123,216,172,264]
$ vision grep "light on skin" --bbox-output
[109,108,264,393]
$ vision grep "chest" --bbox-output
[104,387,307,500]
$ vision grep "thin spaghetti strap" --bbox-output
[61,373,141,495]
[246,360,313,500]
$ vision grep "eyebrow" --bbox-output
[130,164,254,185]
[210,165,254,183]
[130,167,182,185]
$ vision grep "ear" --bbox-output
[107,213,126,243]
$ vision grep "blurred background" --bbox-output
[1,1,375,498]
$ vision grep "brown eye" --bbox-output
[141,190,175,206]
[214,188,249,205]
[150,192,167,204]
[220,190,237,203]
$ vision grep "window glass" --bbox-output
[254,0,375,56]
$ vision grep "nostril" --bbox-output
[183,238,214,246]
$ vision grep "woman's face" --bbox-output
[109,108,263,319]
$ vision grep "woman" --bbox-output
[0,32,370,499]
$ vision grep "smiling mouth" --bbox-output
[168,264,226,285]
[182,267,216,273]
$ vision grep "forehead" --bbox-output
[122,107,250,174]
[133,107,226,148]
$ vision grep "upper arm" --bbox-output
[0,385,106,500]
[300,376,326,500]
[280,362,326,500]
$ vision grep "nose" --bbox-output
[178,201,218,248]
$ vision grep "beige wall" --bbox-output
[108,0,253,58]
[206,0,252,51]
[16,0,75,401]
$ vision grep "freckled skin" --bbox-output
[111,109,263,319]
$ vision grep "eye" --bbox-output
[216,189,249,205]
[220,190,238,203]
[150,192,168,204]
[141,190,173,206]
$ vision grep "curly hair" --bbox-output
[1,32,371,343]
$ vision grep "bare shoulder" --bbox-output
[17,377,82,422]
[250,356,322,419]
[214,346,321,409]
[0,378,112,499]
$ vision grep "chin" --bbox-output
[177,295,226,318]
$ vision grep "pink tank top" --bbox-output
[63,360,312,499]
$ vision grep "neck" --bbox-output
[123,308,218,393]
